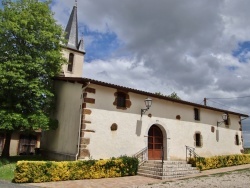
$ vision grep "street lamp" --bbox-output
[141,97,152,117]
[217,113,228,127]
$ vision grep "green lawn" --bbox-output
[0,163,16,181]
[0,155,44,181]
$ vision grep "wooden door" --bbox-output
[148,125,163,160]
[18,134,37,155]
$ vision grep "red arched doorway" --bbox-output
[148,125,163,160]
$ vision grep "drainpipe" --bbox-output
[75,82,90,161]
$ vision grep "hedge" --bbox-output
[13,156,139,183]
[188,154,250,171]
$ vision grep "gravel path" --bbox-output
[135,169,250,188]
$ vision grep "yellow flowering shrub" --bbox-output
[189,154,250,171]
[13,156,138,183]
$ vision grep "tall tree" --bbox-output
[168,92,181,100]
[155,92,181,100]
[0,0,66,158]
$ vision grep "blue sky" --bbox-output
[81,25,121,62]
[233,41,250,63]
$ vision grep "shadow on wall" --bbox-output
[136,120,142,136]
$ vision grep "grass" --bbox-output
[0,163,16,181]
[0,155,44,181]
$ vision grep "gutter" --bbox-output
[75,82,90,161]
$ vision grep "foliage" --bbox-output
[155,92,181,100]
[13,156,139,183]
[0,0,66,157]
[168,92,181,100]
[244,148,250,154]
[0,163,16,181]
[188,154,250,171]
[0,155,44,181]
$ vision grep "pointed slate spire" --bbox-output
[64,1,79,50]
[78,37,85,52]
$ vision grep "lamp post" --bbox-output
[217,113,228,127]
[141,97,152,117]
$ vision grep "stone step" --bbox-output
[137,172,189,180]
[142,163,193,168]
[138,160,200,180]
[139,165,198,172]
[138,169,200,176]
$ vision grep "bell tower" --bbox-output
[61,0,85,77]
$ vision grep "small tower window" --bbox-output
[67,53,74,72]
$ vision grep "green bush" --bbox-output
[13,156,139,183]
[188,154,250,171]
[244,148,250,154]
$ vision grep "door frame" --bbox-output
[146,123,170,161]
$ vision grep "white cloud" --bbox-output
[52,0,250,142]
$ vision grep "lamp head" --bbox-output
[144,97,152,109]
[222,113,228,121]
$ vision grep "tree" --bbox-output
[0,0,66,158]
[168,92,181,100]
[155,92,181,100]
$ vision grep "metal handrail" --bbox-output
[185,145,202,166]
[133,147,148,166]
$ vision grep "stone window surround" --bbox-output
[113,90,131,110]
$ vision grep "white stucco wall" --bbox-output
[41,81,82,157]
[85,84,243,160]
[61,48,84,77]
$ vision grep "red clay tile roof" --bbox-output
[53,76,249,118]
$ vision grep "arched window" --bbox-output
[67,53,74,72]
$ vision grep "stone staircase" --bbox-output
[138,160,200,179]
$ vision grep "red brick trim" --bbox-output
[85,87,96,93]
[82,129,95,133]
[84,98,95,104]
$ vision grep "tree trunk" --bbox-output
[1,131,12,158]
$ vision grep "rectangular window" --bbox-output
[195,133,201,147]
[194,108,200,121]
[117,93,126,107]
[235,135,240,145]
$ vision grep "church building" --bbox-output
[40,3,248,162]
